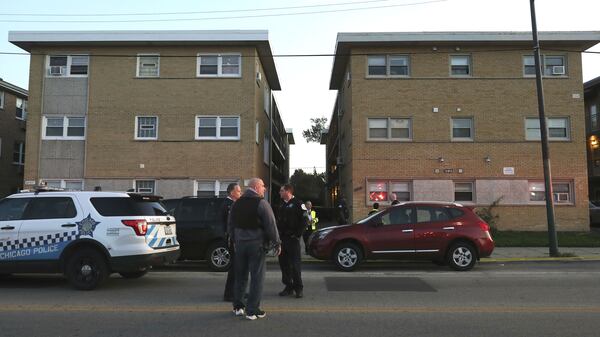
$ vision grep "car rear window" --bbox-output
[91,197,168,216]
[447,207,465,219]
[177,198,220,222]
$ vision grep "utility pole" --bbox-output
[529,0,559,256]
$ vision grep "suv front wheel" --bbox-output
[206,242,231,272]
[65,248,109,290]
[333,242,362,271]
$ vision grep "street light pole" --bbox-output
[529,0,559,257]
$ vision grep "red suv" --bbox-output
[308,202,494,271]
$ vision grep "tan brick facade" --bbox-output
[12,31,290,199]
[326,33,599,231]
[0,80,28,197]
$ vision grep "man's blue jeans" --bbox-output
[233,240,266,315]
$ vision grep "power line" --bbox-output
[0,0,446,23]
[0,0,428,17]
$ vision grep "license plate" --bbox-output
[164,225,173,235]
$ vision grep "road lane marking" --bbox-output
[2,305,600,314]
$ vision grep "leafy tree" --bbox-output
[302,117,328,143]
[289,168,326,205]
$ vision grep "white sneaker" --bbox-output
[233,308,245,316]
[245,310,266,320]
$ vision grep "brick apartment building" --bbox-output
[584,75,600,200]
[323,31,600,230]
[0,78,28,197]
[9,30,293,200]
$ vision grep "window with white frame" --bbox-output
[195,116,240,140]
[47,55,89,77]
[390,181,411,202]
[196,179,239,197]
[256,121,260,144]
[367,180,412,204]
[525,117,569,141]
[528,181,572,204]
[452,118,473,141]
[135,180,155,194]
[137,54,160,77]
[454,182,474,202]
[135,116,158,140]
[523,55,567,77]
[43,116,86,140]
[43,179,83,191]
[450,55,471,76]
[264,84,270,115]
[543,56,566,76]
[13,142,24,165]
[368,180,388,202]
[0,91,4,109]
[523,55,537,76]
[367,55,409,77]
[197,54,241,77]
[367,118,411,140]
[16,98,27,120]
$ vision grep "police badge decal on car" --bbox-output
[76,214,100,237]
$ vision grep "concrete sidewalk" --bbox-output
[481,246,600,262]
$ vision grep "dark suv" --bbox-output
[308,201,494,271]
[162,197,230,271]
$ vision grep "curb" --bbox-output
[268,256,600,264]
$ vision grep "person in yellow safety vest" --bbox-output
[303,201,318,254]
[368,202,380,216]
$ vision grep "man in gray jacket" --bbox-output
[228,178,281,320]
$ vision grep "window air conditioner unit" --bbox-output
[552,66,565,75]
[49,66,64,76]
[256,72,262,83]
[336,156,344,165]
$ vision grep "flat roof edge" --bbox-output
[9,30,269,43]
[336,31,600,43]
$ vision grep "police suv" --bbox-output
[0,190,179,290]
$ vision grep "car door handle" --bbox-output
[443,227,455,230]
[1,226,15,230]
[402,229,414,233]
[61,223,76,228]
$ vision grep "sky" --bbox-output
[1,0,600,175]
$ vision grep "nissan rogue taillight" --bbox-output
[478,221,490,232]
[122,219,148,236]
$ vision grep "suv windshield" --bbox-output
[90,197,168,216]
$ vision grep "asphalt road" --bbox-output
[1,261,600,337]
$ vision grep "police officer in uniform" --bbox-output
[221,182,242,302]
[277,184,307,298]
[302,201,318,254]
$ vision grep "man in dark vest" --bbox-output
[228,178,281,320]
[277,183,307,298]
[221,182,241,302]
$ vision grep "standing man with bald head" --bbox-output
[228,178,281,320]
